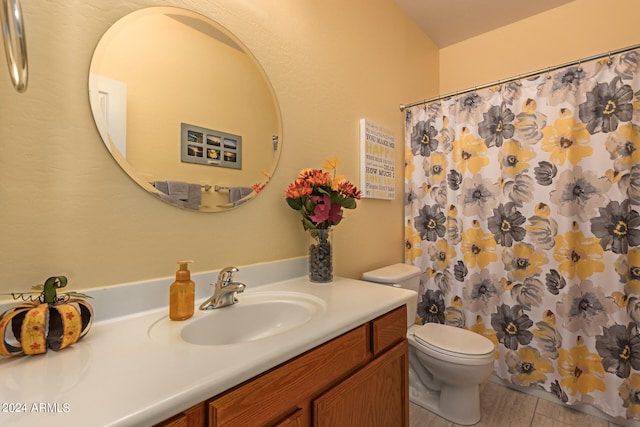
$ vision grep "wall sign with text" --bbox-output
[359,118,395,200]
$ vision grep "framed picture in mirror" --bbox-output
[181,122,242,169]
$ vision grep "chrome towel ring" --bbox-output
[0,0,27,92]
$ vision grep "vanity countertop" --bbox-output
[0,273,415,426]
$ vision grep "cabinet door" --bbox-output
[209,326,370,426]
[312,340,408,427]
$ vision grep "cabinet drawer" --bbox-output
[371,305,407,355]
[209,325,370,426]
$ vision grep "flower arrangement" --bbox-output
[284,157,361,231]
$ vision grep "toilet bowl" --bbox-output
[363,263,496,426]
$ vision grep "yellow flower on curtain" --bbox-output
[541,109,592,166]
[461,221,498,268]
[502,242,548,281]
[428,239,456,271]
[605,123,640,172]
[558,336,605,396]
[620,373,640,418]
[505,346,554,387]
[499,140,535,178]
[553,223,604,280]
[452,128,489,174]
[470,315,499,359]
[404,220,422,262]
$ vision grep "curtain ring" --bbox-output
[607,52,613,65]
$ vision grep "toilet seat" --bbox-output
[412,323,494,360]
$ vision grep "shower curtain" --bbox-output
[404,48,640,420]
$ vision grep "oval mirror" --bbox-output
[88,7,282,212]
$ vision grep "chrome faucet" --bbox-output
[199,266,246,310]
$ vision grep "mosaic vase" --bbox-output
[308,228,333,283]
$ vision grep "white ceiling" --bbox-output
[396,0,574,47]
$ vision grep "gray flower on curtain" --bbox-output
[491,303,534,350]
[591,200,640,254]
[555,280,618,337]
[478,104,515,148]
[595,323,640,379]
[503,173,535,207]
[514,100,547,142]
[525,203,558,250]
[614,51,640,81]
[545,269,566,295]
[414,204,446,241]
[550,380,569,403]
[604,123,640,172]
[537,65,589,106]
[620,164,640,206]
[447,169,463,190]
[453,260,467,282]
[410,119,438,156]
[509,277,545,311]
[418,289,446,324]
[451,92,488,124]
[462,268,502,315]
[578,79,634,134]
[549,166,610,222]
[533,310,563,359]
[487,202,526,247]
[460,173,499,219]
[534,161,557,186]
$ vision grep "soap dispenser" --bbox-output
[170,260,195,321]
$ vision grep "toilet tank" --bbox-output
[362,263,421,327]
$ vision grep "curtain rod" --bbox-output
[399,43,640,112]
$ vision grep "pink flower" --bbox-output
[309,194,343,225]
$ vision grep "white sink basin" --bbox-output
[148,291,326,346]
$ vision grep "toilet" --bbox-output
[363,263,495,426]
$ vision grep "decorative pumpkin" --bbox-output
[0,276,94,356]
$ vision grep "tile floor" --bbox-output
[409,380,633,427]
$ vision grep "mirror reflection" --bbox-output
[89,7,282,212]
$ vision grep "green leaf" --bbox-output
[286,198,303,210]
[316,187,330,196]
[341,198,357,209]
[302,218,316,230]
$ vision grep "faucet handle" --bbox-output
[218,266,239,285]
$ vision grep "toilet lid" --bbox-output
[413,323,495,357]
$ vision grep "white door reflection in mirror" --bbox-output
[90,75,127,159]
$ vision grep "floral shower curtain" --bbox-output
[404,48,640,420]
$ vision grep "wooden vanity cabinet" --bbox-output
[155,305,408,427]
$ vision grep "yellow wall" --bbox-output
[0,0,437,292]
[439,0,640,95]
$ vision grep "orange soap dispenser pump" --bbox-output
[170,260,195,321]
